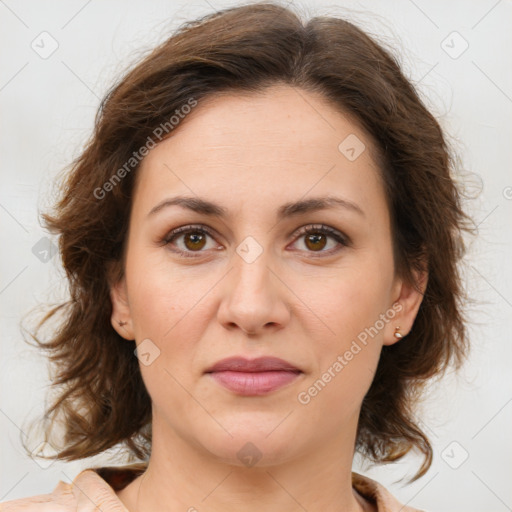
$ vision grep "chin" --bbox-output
[192,416,304,468]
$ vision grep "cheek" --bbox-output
[125,248,208,337]
[296,274,387,423]
[296,254,393,396]
[127,272,208,414]
[301,255,393,344]
[123,262,207,397]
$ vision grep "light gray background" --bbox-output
[1,1,511,511]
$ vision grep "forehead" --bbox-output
[155,85,378,158]
[132,85,386,219]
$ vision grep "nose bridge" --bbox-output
[217,233,289,333]
[231,236,274,304]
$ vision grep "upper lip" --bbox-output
[205,356,302,373]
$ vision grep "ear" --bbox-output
[107,262,135,341]
[383,266,428,346]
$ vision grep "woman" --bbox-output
[1,2,471,511]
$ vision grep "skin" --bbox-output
[110,84,427,512]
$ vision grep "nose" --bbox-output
[216,247,291,336]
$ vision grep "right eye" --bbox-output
[161,224,222,258]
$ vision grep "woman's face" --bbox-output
[111,84,425,466]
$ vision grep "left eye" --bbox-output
[162,224,348,258]
[290,224,348,255]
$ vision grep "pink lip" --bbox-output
[205,357,302,396]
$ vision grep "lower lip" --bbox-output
[207,370,301,395]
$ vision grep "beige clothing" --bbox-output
[0,463,426,511]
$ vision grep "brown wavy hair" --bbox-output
[22,1,473,483]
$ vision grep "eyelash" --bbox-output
[161,223,350,259]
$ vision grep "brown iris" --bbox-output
[184,232,207,251]
[304,232,327,251]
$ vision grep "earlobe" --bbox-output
[109,277,135,340]
[384,268,428,346]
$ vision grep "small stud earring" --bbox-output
[118,320,127,327]
[394,326,403,339]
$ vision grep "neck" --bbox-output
[119,415,370,512]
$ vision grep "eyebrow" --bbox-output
[147,195,365,219]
